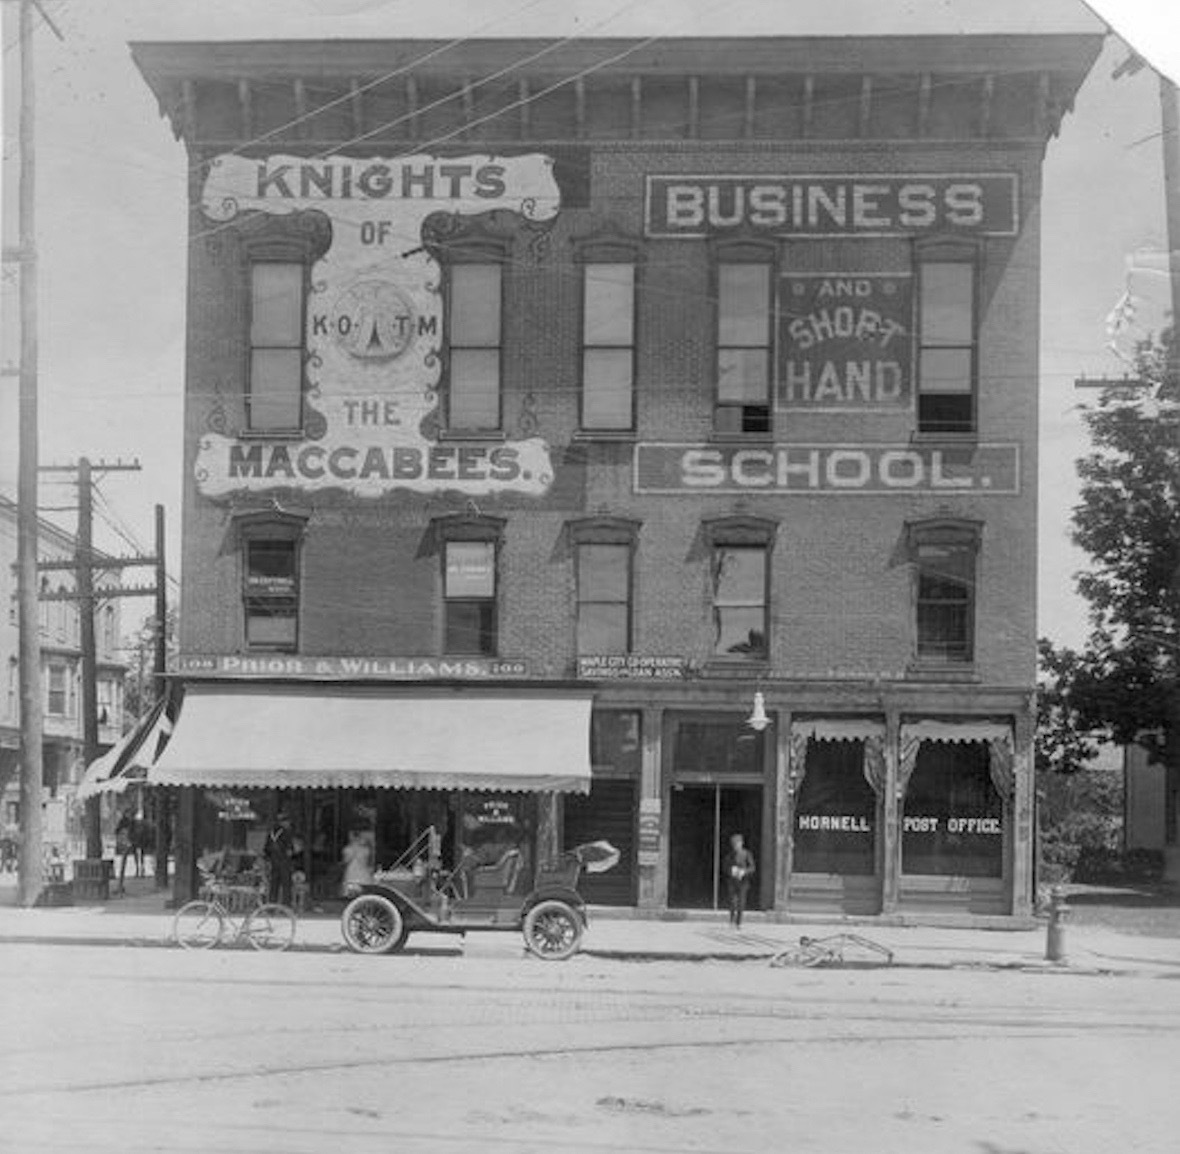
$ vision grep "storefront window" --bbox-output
[590,709,641,775]
[793,740,876,875]
[902,741,1003,877]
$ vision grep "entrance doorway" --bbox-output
[668,784,762,909]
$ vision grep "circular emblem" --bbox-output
[331,280,416,361]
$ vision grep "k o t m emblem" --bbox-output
[331,280,416,360]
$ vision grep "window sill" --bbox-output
[910,430,979,445]
[238,428,306,441]
[707,431,775,444]
[905,662,980,683]
[573,429,636,443]
[702,658,771,678]
[438,429,506,442]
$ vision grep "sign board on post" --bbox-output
[637,798,661,867]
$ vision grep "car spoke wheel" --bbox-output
[341,893,406,954]
[174,900,223,950]
[245,903,297,951]
[523,899,583,961]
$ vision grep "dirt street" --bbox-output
[2,940,1176,1153]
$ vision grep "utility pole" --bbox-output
[14,0,44,909]
[39,459,151,862]
[153,503,171,889]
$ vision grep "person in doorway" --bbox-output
[340,828,374,897]
[264,811,296,906]
[723,832,756,929]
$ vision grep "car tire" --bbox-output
[522,898,583,961]
[341,893,408,955]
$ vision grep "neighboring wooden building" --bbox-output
[134,6,1103,918]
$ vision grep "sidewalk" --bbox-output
[2,876,1179,975]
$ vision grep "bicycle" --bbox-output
[770,933,893,968]
[173,881,297,951]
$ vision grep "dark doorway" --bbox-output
[669,784,762,909]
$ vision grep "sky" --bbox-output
[1,0,1178,648]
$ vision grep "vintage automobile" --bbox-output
[340,829,619,960]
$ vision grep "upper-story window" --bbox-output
[576,544,632,656]
[444,540,498,655]
[47,664,68,717]
[910,519,980,664]
[715,251,773,435]
[917,243,978,435]
[447,258,503,432]
[242,532,300,652]
[703,515,778,662]
[248,261,305,432]
[581,258,636,431]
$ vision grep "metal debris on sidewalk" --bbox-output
[770,933,894,968]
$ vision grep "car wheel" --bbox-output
[522,899,583,961]
[341,893,407,955]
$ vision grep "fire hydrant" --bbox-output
[1045,885,1069,962]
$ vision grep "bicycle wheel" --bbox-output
[770,940,830,968]
[174,900,224,950]
[244,903,296,951]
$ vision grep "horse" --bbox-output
[115,817,155,890]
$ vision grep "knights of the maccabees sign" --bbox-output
[195,153,562,500]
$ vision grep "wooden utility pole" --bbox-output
[77,458,101,857]
[153,503,171,889]
[15,0,44,908]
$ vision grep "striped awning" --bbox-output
[77,697,174,799]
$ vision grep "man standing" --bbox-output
[264,811,295,906]
[723,831,756,929]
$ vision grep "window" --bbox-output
[910,520,978,664]
[448,262,502,431]
[249,261,305,431]
[712,546,768,658]
[793,740,877,876]
[581,262,635,430]
[917,245,977,434]
[47,665,67,716]
[444,540,497,655]
[715,259,772,434]
[97,679,116,728]
[243,537,299,650]
[576,543,631,656]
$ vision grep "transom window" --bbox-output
[918,246,977,434]
[715,260,772,434]
[249,261,305,432]
[444,540,497,655]
[448,262,502,432]
[581,262,636,431]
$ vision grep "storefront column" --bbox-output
[536,793,559,873]
[880,711,902,914]
[637,706,663,910]
[1011,711,1036,916]
[773,710,793,912]
[174,786,198,905]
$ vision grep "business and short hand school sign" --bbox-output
[645,173,1018,237]
[633,443,1020,495]
[196,153,562,501]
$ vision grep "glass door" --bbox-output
[669,783,762,909]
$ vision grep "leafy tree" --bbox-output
[1035,638,1099,775]
[122,605,179,724]
[1066,332,1179,788]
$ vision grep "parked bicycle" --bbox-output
[173,881,297,951]
[770,933,893,968]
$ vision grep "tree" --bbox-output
[122,604,179,724]
[1066,332,1179,794]
[1035,638,1099,776]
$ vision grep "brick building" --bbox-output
[135,12,1101,917]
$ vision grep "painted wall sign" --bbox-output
[903,816,1002,835]
[633,443,1020,495]
[645,173,1018,238]
[577,655,688,680]
[197,153,562,500]
[174,654,529,680]
[796,815,872,832]
[779,274,913,410]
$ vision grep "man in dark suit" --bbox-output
[264,811,295,905]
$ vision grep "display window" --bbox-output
[902,741,1003,878]
[793,740,876,876]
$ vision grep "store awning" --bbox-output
[77,697,173,799]
[147,684,593,793]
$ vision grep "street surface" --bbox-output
[2,938,1177,1154]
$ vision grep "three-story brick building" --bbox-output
[135,12,1102,917]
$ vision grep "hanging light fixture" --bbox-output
[746,690,770,732]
